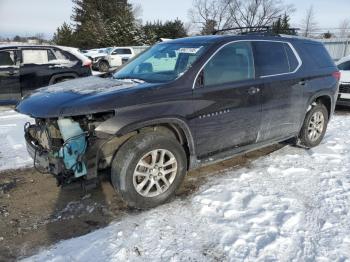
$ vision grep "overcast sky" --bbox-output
[0,0,349,39]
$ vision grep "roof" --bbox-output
[0,44,78,50]
[163,34,321,45]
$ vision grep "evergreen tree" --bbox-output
[71,0,131,48]
[53,1,188,48]
[53,23,76,46]
[162,19,188,39]
[53,0,142,48]
[142,19,188,44]
[271,14,296,35]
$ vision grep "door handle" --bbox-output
[248,87,260,95]
[299,79,306,86]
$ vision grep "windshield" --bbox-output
[113,42,208,83]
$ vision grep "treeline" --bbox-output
[53,0,309,49]
[53,0,187,49]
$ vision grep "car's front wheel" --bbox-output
[111,132,187,209]
[299,103,329,148]
[98,60,109,72]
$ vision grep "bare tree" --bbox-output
[188,0,294,34]
[226,0,294,31]
[188,0,232,33]
[339,19,350,38]
[301,5,318,37]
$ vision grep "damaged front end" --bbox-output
[24,112,115,186]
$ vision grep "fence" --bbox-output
[319,38,350,61]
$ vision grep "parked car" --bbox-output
[16,33,339,209]
[0,45,92,104]
[87,46,148,72]
[336,56,350,106]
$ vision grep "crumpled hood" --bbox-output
[16,76,156,118]
[88,53,106,59]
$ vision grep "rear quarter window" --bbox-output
[302,43,334,68]
[284,43,299,72]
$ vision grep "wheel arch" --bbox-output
[49,73,78,85]
[96,117,196,157]
[307,92,334,119]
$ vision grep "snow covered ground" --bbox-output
[0,109,33,171]
[20,113,350,261]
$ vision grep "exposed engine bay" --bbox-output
[24,112,118,186]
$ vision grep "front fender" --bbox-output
[95,115,195,155]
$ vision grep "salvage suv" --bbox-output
[16,32,339,208]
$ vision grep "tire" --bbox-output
[111,132,187,209]
[298,103,329,148]
[98,60,109,72]
[53,77,73,84]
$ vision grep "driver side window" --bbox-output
[203,42,255,87]
[0,50,18,67]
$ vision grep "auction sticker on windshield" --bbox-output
[178,47,203,54]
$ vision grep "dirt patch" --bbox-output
[0,144,282,261]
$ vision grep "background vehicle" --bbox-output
[86,46,148,72]
[0,45,92,104]
[336,56,350,106]
[17,33,339,209]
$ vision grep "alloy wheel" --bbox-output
[308,111,325,142]
[133,149,178,197]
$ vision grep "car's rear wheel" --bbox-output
[299,103,328,148]
[111,132,187,209]
[53,77,74,84]
[98,60,109,72]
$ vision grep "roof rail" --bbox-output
[212,26,300,37]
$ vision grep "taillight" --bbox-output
[83,59,92,68]
[332,71,341,81]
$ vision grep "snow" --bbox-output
[0,109,33,171]
[31,76,136,95]
[22,113,350,261]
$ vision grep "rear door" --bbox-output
[20,48,61,95]
[0,49,21,103]
[252,41,304,142]
[193,41,262,157]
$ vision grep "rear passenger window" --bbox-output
[112,49,132,55]
[22,49,49,65]
[253,42,290,76]
[203,42,255,86]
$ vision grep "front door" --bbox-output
[192,41,262,158]
[0,49,21,103]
